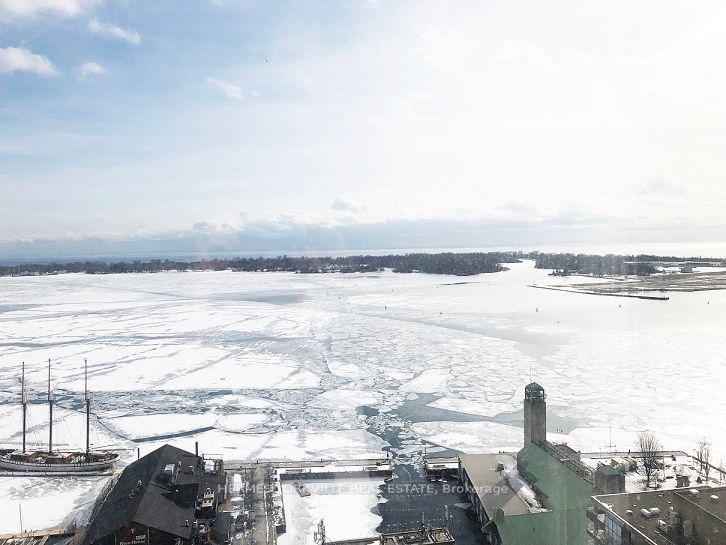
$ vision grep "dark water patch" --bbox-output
[0,304,38,314]
[357,406,379,417]
[375,462,484,542]
[391,394,489,423]
[361,408,484,543]
[391,394,586,434]
[131,426,216,443]
[491,407,587,434]
[211,291,306,305]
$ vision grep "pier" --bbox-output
[0,528,75,545]
[221,458,392,545]
[528,284,670,300]
[225,457,392,480]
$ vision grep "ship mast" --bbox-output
[48,359,54,455]
[21,362,27,453]
[85,359,91,459]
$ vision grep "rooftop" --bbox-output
[538,441,594,484]
[674,486,726,523]
[580,452,718,493]
[593,485,726,545]
[459,453,538,516]
[80,444,223,545]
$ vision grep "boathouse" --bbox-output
[77,444,225,545]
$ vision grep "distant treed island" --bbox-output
[1,252,724,277]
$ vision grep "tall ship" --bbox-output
[0,359,119,473]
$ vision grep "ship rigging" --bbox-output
[0,359,119,474]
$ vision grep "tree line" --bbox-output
[530,252,724,276]
[0,252,522,277]
[1,251,722,278]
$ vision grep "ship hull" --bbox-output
[0,452,119,473]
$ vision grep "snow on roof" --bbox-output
[459,453,543,516]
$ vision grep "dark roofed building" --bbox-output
[589,485,726,545]
[78,444,223,545]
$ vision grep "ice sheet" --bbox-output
[1,262,725,531]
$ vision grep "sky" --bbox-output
[2,0,726,258]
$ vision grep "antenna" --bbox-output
[21,362,28,453]
[603,427,616,455]
[85,358,91,458]
[48,359,54,455]
[314,519,326,545]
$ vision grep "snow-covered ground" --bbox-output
[0,262,725,534]
[277,478,384,545]
[579,454,724,492]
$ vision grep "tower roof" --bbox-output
[525,382,544,392]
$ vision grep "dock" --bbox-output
[0,528,75,545]
[221,458,392,545]
[225,457,392,480]
[423,456,459,479]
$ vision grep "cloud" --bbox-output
[489,41,558,76]
[633,177,687,197]
[205,77,258,100]
[0,46,57,76]
[88,19,141,45]
[331,198,365,213]
[76,61,107,79]
[0,0,96,19]
[3,212,721,261]
[496,202,539,215]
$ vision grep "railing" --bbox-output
[692,453,726,483]
[586,507,602,523]
[538,441,595,484]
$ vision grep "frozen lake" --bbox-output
[0,261,725,534]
